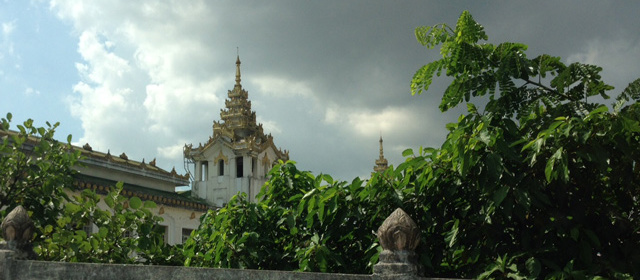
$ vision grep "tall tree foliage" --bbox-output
[407,10,640,278]
[184,11,639,279]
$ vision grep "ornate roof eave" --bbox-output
[262,139,289,161]
[0,129,191,184]
[79,150,190,184]
[73,178,210,211]
[186,136,235,159]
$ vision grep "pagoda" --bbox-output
[184,56,289,207]
[373,136,389,173]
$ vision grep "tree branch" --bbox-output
[523,78,572,100]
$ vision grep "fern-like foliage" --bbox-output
[410,10,640,279]
[614,78,640,113]
[412,10,617,123]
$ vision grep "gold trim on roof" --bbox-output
[214,150,229,165]
[261,154,271,167]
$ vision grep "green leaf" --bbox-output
[104,195,115,208]
[143,200,157,208]
[466,103,478,114]
[402,148,414,157]
[545,147,564,182]
[493,185,509,207]
[307,195,316,214]
[129,197,142,209]
[64,203,81,214]
[98,227,108,238]
[584,105,608,121]
[570,227,579,241]
[445,219,460,247]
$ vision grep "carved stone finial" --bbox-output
[377,208,420,251]
[374,208,422,277]
[119,153,128,160]
[149,158,157,167]
[0,206,36,259]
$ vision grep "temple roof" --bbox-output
[0,129,189,185]
[0,129,203,210]
[184,56,289,159]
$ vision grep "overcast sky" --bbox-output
[2,1,639,184]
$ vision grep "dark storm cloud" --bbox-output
[32,0,640,182]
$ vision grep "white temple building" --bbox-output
[184,56,289,207]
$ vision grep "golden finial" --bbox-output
[379,133,384,156]
[235,48,241,86]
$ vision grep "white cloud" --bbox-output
[75,30,132,86]
[1,21,16,59]
[567,37,640,92]
[324,105,418,138]
[2,21,16,36]
[157,143,185,161]
[52,1,226,170]
[256,118,282,135]
[251,75,314,98]
[24,87,40,96]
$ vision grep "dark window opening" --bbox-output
[182,228,193,244]
[252,157,257,175]
[218,159,224,176]
[236,157,243,177]
[160,225,168,243]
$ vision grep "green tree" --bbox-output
[406,10,640,278]
[0,112,81,241]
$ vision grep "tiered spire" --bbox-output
[374,136,389,173]
[183,54,290,177]
[235,55,241,86]
[213,55,263,142]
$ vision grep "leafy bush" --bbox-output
[36,183,176,264]
[1,113,179,265]
[0,113,80,242]
[184,162,401,273]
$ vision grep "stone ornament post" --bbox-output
[0,205,36,260]
[373,208,422,278]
